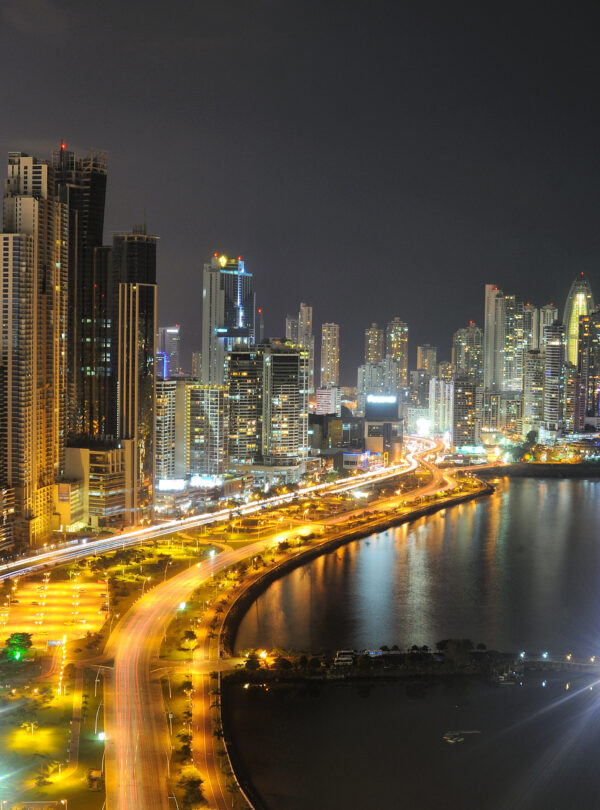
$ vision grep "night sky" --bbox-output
[2,1,600,383]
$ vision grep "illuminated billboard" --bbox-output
[365,393,399,421]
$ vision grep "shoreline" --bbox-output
[474,462,600,478]
[220,481,494,657]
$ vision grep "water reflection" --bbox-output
[236,479,600,656]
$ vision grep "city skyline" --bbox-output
[3,3,600,380]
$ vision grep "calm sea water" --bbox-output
[236,478,600,657]
[228,479,600,809]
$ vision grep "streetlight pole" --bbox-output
[95,700,104,734]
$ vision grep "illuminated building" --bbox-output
[64,440,135,529]
[539,304,558,347]
[262,341,309,467]
[542,321,565,437]
[320,322,340,388]
[52,144,109,438]
[157,325,181,376]
[357,363,384,413]
[227,341,308,475]
[187,386,229,477]
[522,350,545,438]
[480,391,501,441]
[437,360,455,382]
[201,253,255,385]
[522,303,539,351]
[428,378,454,435]
[453,377,479,447]
[228,346,263,466]
[563,273,594,366]
[0,152,69,546]
[115,228,158,522]
[483,284,504,390]
[155,379,177,479]
[577,308,600,427]
[417,344,437,374]
[297,303,315,394]
[409,369,430,407]
[156,351,168,380]
[365,322,385,365]
[502,294,524,391]
[385,318,408,386]
[452,322,483,384]
[316,387,341,416]
[364,394,403,463]
[191,351,202,379]
[563,363,585,434]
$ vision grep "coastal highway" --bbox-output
[0,442,436,583]
[102,437,450,810]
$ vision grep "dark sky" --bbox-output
[2,1,600,384]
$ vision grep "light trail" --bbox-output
[0,438,435,582]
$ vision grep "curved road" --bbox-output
[103,438,456,810]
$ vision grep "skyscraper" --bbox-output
[157,326,181,376]
[115,228,158,521]
[522,350,545,438]
[452,322,483,384]
[297,303,315,394]
[542,322,565,435]
[563,273,594,366]
[0,152,69,546]
[155,379,177,480]
[201,254,255,385]
[262,341,309,467]
[577,307,600,424]
[52,144,109,438]
[453,377,479,447]
[320,322,340,388]
[385,318,408,386]
[417,344,437,375]
[187,386,229,477]
[539,304,558,347]
[365,322,385,365]
[483,284,505,390]
[228,346,264,466]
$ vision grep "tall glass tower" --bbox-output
[563,273,594,366]
[201,254,255,385]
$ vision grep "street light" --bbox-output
[142,577,151,595]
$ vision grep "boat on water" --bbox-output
[443,730,481,744]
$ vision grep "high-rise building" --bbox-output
[522,303,539,352]
[542,322,565,435]
[563,363,585,434]
[316,387,341,416]
[453,377,479,447]
[297,303,315,394]
[385,318,409,386]
[115,228,158,522]
[320,322,340,388]
[187,386,229,477]
[563,273,594,366]
[577,308,600,424]
[452,322,483,385]
[191,351,202,379]
[365,322,385,365]
[201,254,255,385]
[157,326,181,376]
[228,346,263,466]
[437,361,455,382]
[522,350,545,438]
[539,304,558,347]
[285,313,299,343]
[429,378,454,436]
[503,294,525,391]
[417,344,437,375]
[483,285,504,390]
[52,143,109,438]
[155,379,177,480]
[0,152,69,546]
[262,341,309,467]
[228,341,308,471]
